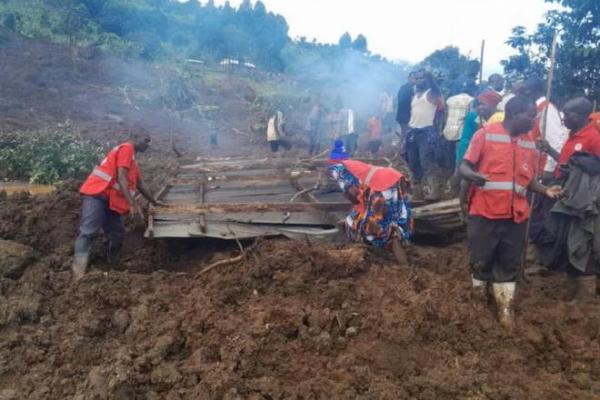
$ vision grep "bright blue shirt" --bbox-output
[456,111,479,165]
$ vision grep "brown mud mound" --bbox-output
[0,182,81,257]
[0,149,175,270]
[1,239,599,399]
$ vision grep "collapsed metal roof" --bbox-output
[145,156,463,240]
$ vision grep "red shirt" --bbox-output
[555,121,600,175]
[113,143,140,195]
[368,117,382,140]
[464,123,538,223]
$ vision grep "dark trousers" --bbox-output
[405,126,438,183]
[269,141,280,152]
[74,195,125,259]
[468,216,527,283]
[270,139,291,152]
[437,138,456,171]
[368,139,382,154]
[309,131,322,155]
[342,133,358,155]
[566,263,595,277]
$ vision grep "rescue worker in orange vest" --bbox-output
[459,96,563,330]
[72,131,161,280]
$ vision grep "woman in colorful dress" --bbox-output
[327,145,412,264]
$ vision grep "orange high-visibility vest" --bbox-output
[468,125,538,223]
[80,143,138,214]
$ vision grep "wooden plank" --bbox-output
[171,170,318,184]
[144,213,154,239]
[153,202,351,214]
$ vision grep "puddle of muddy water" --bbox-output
[0,182,55,195]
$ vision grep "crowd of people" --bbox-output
[316,68,600,330]
[266,90,396,158]
[73,65,600,333]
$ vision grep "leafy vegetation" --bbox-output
[0,132,103,184]
[417,46,479,96]
[503,0,600,103]
[0,0,290,65]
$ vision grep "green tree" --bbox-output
[503,0,600,103]
[352,34,368,53]
[419,46,476,94]
[338,32,352,49]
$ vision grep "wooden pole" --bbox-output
[477,40,486,129]
[520,31,559,280]
[541,33,559,138]
[479,39,485,91]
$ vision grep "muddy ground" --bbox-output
[1,198,600,399]
[1,28,600,400]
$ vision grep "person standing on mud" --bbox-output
[396,70,417,137]
[266,110,290,153]
[405,70,445,200]
[537,97,600,301]
[72,130,162,280]
[338,106,356,155]
[307,101,325,155]
[459,96,563,330]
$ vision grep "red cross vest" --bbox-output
[468,125,538,223]
[80,143,138,214]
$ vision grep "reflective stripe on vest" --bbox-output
[92,164,135,197]
[364,166,381,186]
[517,139,536,150]
[91,168,113,182]
[482,181,527,196]
[486,133,510,143]
[486,133,536,151]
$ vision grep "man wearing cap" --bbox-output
[72,130,162,280]
[455,90,504,167]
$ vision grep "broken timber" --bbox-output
[146,156,464,240]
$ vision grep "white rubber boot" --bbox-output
[471,276,488,303]
[492,282,516,331]
[71,253,89,281]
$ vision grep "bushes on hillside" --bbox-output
[0,132,102,184]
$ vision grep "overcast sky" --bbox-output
[209,0,556,76]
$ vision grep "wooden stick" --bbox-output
[479,39,485,91]
[477,39,486,129]
[196,237,260,276]
[227,225,246,256]
[198,255,244,275]
[308,149,329,161]
[541,33,559,140]
[520,31,559,280]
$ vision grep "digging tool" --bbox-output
[520,31,559,281]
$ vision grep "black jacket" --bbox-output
[538,152,600,271]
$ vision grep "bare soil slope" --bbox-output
[0,31,599,400]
